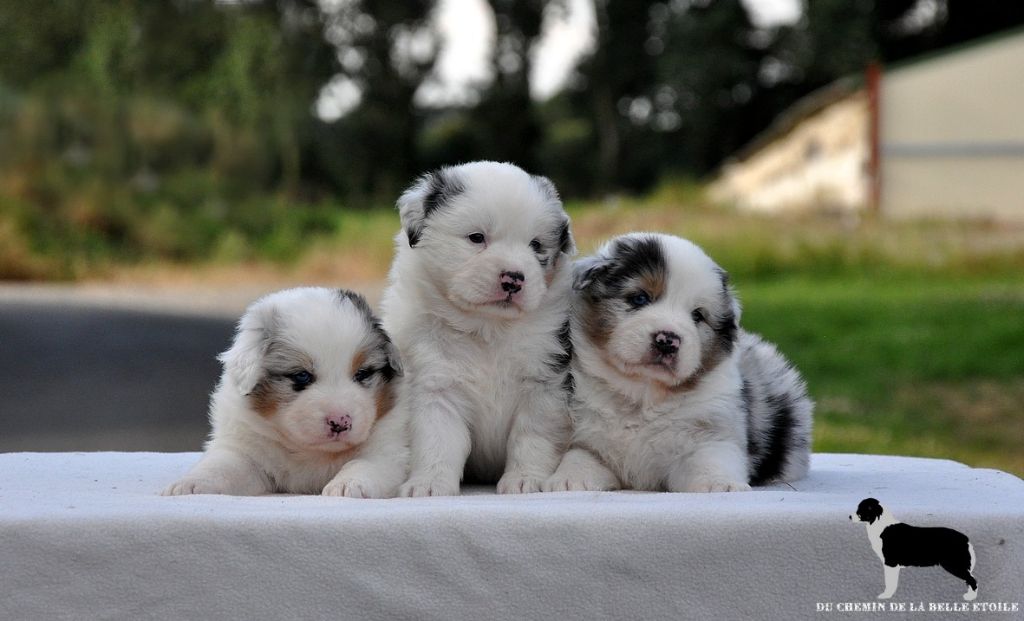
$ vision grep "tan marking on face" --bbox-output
[635,269,666,301]
[350,348,368,377]
[581,299,614,348]
[375,381,395,420]
[249,376,296,418]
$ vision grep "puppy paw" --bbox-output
[877,592,895,600]
[399,477,460,497]
[161,477,229,496]
[322,477,381,499]
[541,472,618,492]
[496,471,544,494]
[681,479,752,493]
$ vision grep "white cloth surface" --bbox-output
[1,452,1022,620]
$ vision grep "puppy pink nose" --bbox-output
[500,270,524,294]
[325,414,352,436]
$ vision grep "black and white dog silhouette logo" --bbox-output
[850,498,978,601]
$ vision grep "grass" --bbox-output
[3,179,1023,476]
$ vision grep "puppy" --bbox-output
[382,161,575,496]
[545,233,812,493]
[851,498,979,601]
[162,287,407,498]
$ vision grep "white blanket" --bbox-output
[1,452,1022,620]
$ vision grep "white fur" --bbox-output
[162,287,408,498]
[383,161,575,496]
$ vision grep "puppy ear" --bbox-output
[381,338,403,381]
[572,255,613,291]
[397,167,463,247]
[218,299,277,395]
[716,267,742,323]
[556,217,576,257]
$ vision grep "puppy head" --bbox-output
[397,161,575,319]
[851,498,884,524]
[219,287,401,454]
[573,233,740,391]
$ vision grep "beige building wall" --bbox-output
[880,32,1024,220]
[710,92,869,214]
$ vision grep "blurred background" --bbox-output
[0,0,1021,476]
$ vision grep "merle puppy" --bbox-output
[545,233,813,493]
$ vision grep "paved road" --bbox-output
[0,302,235,452]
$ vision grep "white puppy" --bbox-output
[383,161,576,496]
[163,287,407,498]
[545,233,813,493]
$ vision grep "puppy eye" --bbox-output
[353,367,375,383]
[286,370,315,390]
[627,292,651,308]
[692,309,706,323]
[529,239,543,253]
[467,232,486,244]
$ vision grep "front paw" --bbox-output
[877,592,895,600]
[496,471,544,494]
[680,479,752,493]
[399,476,460,497]
[541,471,618,492]
[322,476,381,499]
[162,477,230,496]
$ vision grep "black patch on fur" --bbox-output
[562,371,575,395]
[337,288,402,382]
[557,220,572,255]
[712,270,738,355]
[406,169,464,247]
[603,236,666,293]
[749,391,794,485]
[742,379,757,454]
[547,320,573,375]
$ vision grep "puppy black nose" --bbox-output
[652,331,680,355]
[500,271,525,294]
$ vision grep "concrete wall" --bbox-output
[710,92,869,214]
[880,32,1024,220]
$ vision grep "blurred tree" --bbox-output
[571,0,661,191]
[314,0,437,202]
[472,0,548,171]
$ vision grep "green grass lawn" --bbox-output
[738,276,1024,477]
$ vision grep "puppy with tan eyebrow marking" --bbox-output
[545,233,812,493]
[163,287,407,498]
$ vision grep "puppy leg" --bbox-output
[162,448,269,496]
[399,394,471,497]
[497,390,568,494]
[666,440,751,493]
[324,410,410,498]
[878,565,900,599]
[542,447,620,492]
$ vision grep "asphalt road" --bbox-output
[0,302,235,452]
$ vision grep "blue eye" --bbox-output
[628,292,651,308]
[530,239,543,253]
[353,367,375,383]
[287,370,314,390]
[467,233,486,244]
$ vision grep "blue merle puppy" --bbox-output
[544,233,813,493]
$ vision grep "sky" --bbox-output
[317,0,802,120]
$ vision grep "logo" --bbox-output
[849,498,978,601]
